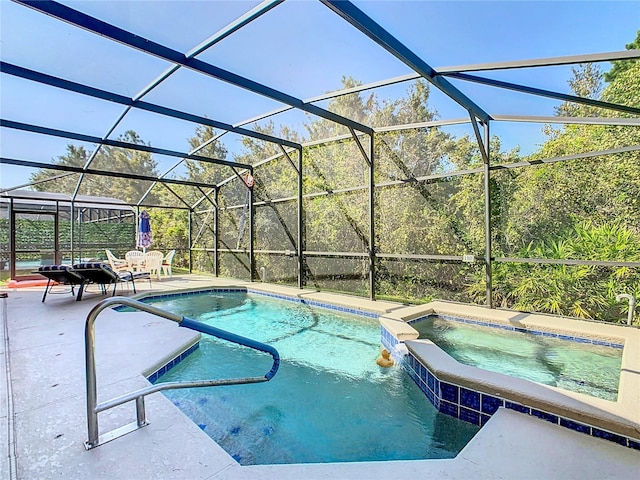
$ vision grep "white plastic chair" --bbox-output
[144,251,164,280]
[162,250,176,278]
[105,249,128,271]
[125,250,145,271]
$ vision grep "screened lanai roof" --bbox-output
[0,189,133,211]
[1,0,639,209]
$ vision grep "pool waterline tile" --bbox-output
[404,350,639,451]
[147,342,200,382]
[408,314,625,349]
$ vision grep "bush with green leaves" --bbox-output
[468,221,640,323]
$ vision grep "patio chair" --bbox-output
[161,249,176,278]
[125,250,145,272]
[36,265,87,303]
[143,251,164,280]
[72,262,151,301]
[105,249,128,271]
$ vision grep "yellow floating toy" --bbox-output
[376,348,394,368]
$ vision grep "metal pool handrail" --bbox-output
[84,296,280,450]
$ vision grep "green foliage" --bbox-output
[554,63,603,117]
[471,221,640,322]
[604,30,640,83]
[464,51,640,322]
[184,124,230,188]
[31,131,160,204]
[0,217,134,260]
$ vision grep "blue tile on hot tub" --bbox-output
[427,371,435,391]
[480,413,492,426]
[531,409,558,424]
[418,379,428,395]
[419,364,427,382]
[629,439,640,450]
[481,395,504,414]
[505,401,530,414]
[560,418,590,434]
[440,383,459,403]
[426,388,435,405]
[459,407,481,426]
[408,355,416,370]
[439,400,458,418]
[460,388,480,410]
[592,428,628,446]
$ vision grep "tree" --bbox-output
[31,130,159,204]
[465,41,640,321]
[604,29,640,83]
[184,123,229,188]
[554,63,603,117]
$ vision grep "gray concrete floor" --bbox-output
[1,275,639,480]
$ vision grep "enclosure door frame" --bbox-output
[10,209,59,280]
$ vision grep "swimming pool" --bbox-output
[144,291,480,465]
[410,315,623,401]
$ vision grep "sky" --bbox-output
[1,0,639,189]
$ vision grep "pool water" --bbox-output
[147,292,480,465]
[411,316,622,401]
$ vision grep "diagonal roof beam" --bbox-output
[437,50,640,73]
[0,172,76,194]
[0,157,222,189]
[320,0,491,123]
[15,0,373,135]
[0,119,252,170]
[135,0,284,101]
[1,62,301,149]
[445,72,640,116]
[205,49,640,129]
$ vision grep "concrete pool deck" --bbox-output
[1,275,639,479]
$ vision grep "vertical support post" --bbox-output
[77,208,83,263]
[188,209,193,274]
[483,121,493,308]
[249,169,255,282]
[9,198,15,280]
[54,201,60,265]
[369,133,376,301]
[135,206,140,251]
[70,202,75,265]
[297,146,304,289]
[214,189,219,277]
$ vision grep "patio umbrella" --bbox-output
[137,210,152,253]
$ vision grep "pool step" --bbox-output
[171,394,297,465]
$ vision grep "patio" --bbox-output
[1,276,639,479]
